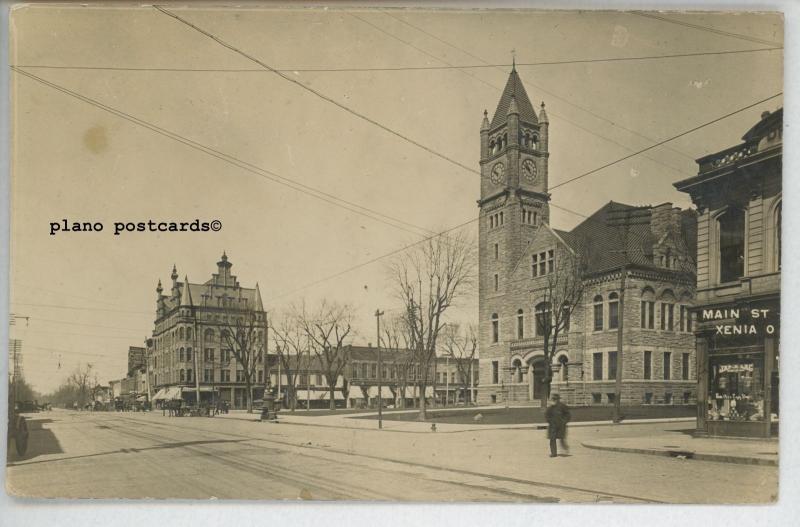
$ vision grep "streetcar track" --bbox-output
[109,414,661,503]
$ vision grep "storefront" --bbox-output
[695,299,779,438]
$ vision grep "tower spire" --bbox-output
[511,48,516,71]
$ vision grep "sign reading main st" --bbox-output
[702,308,777,336]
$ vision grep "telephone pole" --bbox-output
[607,205,652,423]
[375,309,384,429]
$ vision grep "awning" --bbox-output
[152,387,182,400]
[367,386,395,399]
[181,386,218,393]
[316,391,345,401]
[136,395,148,402]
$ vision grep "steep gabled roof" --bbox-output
[563,201,656,275]
[491,68,538,129]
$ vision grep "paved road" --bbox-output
[6,409,778,503]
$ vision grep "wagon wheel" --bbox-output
[15,417,29,456]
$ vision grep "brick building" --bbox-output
[127,346,145,376]
[675,108,781,437]
[270,346,479,409]
[477,66,697,407]
[146,253,268,409]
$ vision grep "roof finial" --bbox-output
[511,48,516,72]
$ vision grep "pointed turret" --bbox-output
[254,282,264,312]
[171,264,178,281]
[156,279,163,295]
[538,101,549,124]
[491,68,537,129]
[481,109,490,131]
[180,276,193,307]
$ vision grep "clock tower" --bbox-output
[478,64,550,283]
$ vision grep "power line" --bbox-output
[549,92,782,191]
[11,300,153,316]
[354,11,693,178]
[154,5,479,177]
[11,67,434,239]
[20,316,146,333]
[630,12,782,48]
[11,47,781,74]
[381,10,703,164]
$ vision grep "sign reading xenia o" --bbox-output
[702,308,777,336]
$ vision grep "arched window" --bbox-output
[776,200,782,271]
[608,292,620,329]
[186,347,192,362]
[204,328,215,341]
[562,305,571,332]
[489,139,496,154]
[593,295,604,331]
[186,327,192,340]
[179,327,184,340]
[491,313,499,343]
[517,309,524,339]
[679,292,693,332]
[512,359,523,383]
[532,134,539,150]
[718,207,746,283]
[559,355,569,382]
[659,290,676,331]
[179,347,185,362]
[641,287,655,329]
[180,369,185,382]
[535,302,551,336]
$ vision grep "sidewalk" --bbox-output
[214,407,695,434]
[582,433,779,466]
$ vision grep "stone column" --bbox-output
[695,334,709,435]
[528,363,534,401]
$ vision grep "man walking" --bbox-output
[545,393,571,457]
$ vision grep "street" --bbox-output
[6,410,777,503]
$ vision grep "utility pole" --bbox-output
[375,309,384,429]
[607,205,652,423]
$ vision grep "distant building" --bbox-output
[675,108,781,438]
[127,346,146,377]
[269,346,479,409]
[477,66,697,407]
[146,252,268,409]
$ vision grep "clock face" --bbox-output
[522,158,537,183]
[490,162,506,185]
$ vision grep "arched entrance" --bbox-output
[527,356,548,402]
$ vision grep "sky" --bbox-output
[7,6,783,393]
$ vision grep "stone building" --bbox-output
[477,66,697,407]
[146,253,268,409]
[127,346,145,376]
[675,108,781,437]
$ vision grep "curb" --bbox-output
[581,442,778,466]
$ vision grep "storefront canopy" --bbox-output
[367,386,395,399]
[152,387,182,401]
[316,391,345,401]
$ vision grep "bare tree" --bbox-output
[270,311,305,412]
[443,323,478,405]
[220,308,267,413]
[387,231,476,420]
[534,241,589,403]
[297,301,353,410]
[382,314,416,408]
[68,363,94,408]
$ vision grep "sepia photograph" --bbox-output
[3,2,785,507]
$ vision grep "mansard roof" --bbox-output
[491,68,538,129]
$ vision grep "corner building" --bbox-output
[478,67,698,407]
[146,253,268,409]
[675,109,781,438]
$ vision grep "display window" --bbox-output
[707,354,765,422]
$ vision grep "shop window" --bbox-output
[663,352,672,380]
[608,292,619,329]
[592,393,602,404]
[718,207,746,283]
[593,352,603,381]
[491,313,499,343]
[517,309,524,339]
[644,351,652,380]
[708,356,765,421]
[644,392,653,404]
[593,295,604,331]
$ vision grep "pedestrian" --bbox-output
[545,393,571,458]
